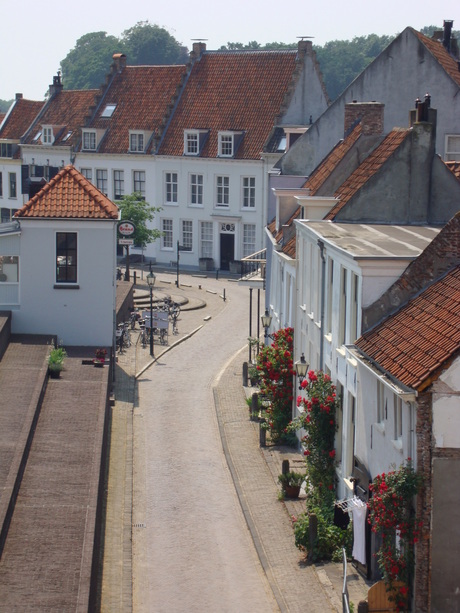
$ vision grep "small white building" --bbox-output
[0,165,118,346]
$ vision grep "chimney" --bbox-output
[344,101,384,136]
[112,53,127,73]
[48,71,63,97]
[443,20,453,53]
[190,42,206,61]
[410,93,436,126]
[15,93,23,100]
[297,39,313,56]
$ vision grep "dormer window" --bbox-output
[0,143,13,158]
[82,130,97,151]
[184,130,209,156]
[218,131,243,158]
[129,132,144,153]
[42,126,54,145]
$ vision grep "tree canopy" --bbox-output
[117,193,162,249]
[60,22,187,90]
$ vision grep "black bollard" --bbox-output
[243,362,248,387]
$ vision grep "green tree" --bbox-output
[61,32,119,90]
[0,99,13,113]
[117,193,162,249]
[121,21,188,65]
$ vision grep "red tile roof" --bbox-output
[15,165,118,219]
[158,50,299,159]
[414,29,460,88]
[88,65,188,153]
[0,98,44,139]
[356,265,460,391]
[446,161,460,181]
[22,90,99,148]
[325,128,410,220]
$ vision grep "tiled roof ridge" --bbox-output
[325,127,410,219]
[356,263,460,391]
[362,211,460,333]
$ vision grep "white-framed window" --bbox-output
[162,218,173,249]
[181,220,193,251]
[82,131,97,151]
[0,254,19,281]
[0,143,13,157]
[339,267,348,345]
[190,173,203,206]
[326,258,334,335]
[216,175,229,207]
[242,223,256,257]
[8,173,16,199]
[445,134,460,161]
[394,395,403,440]
[130,132,144,153]
[165,172,178,204]
[96,169,108,195]
[56,232,77,284]
[0,172,2,198]
[185,132,198,155]
[200,221,213,258]
[113,170,124,200]
[351,272,359,341]
[80,168,92,182]
[133,171,146,198]
[42,126,54,145]
[242,177,255,208]
[218,132,234,157]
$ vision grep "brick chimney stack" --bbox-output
[190,42,207,61]
[344,101,384,136]
[112,53,127,73]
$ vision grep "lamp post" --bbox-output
[295,353,309,389]
[261,308,273,341]
[147,265,156,357]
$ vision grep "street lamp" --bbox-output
[261,308,273,340]
[147,265,156,357]
[295,353,309,389]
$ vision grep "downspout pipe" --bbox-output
[318,239,326,370]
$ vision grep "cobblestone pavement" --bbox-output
[101,268,370,612]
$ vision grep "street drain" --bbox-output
[133,523,146,528]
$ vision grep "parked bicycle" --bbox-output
[116,322,131,352]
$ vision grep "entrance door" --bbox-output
[220,234,234,270]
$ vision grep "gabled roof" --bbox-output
[414,29,460,88]
[0,98,44,140]
[86,64,188,154]
[15,165,118,219]
[355,264,460,391]
[324,128,410,220]
[21,89,99,148]
[157,50,299,159]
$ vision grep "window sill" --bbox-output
[392,438,403,452]
[374,422,385,436]
[54,284,80,290]
[335,346,346,358]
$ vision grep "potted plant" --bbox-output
[278,471,305,499]
[93,348,107,367]
[48,346,67,378]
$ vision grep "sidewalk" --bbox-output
[103,268,371,612]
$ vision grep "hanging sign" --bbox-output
[118,220,136,236]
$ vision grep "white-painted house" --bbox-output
[0,165,119,346]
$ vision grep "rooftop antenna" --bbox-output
[296,36,315,40]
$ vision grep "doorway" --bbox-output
[220,234,234,270]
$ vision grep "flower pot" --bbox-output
[48,367,61,379]
[283,484,301,498]
[93,359,105,367]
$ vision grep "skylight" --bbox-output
[101,104,117,118]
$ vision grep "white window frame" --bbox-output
[82,130,97,151]
[190,173,203,206]
[42,126,54,145]
[216,175,229,207]
[242,176,256,208]
[165,172,178,204]
[130,132,145,153]
[445,134,460,161]
[80,168,92,182]
[113,170,124,200]
[218,132,234,157]
[184,131,199,155]
[394,395,403,441]
[162,218,173,249]
[181,220,193,252]
[200,221,213,258]
[8,172,16,199]
[242,223,256,258]
[377,380,385,425]
[133,170,146,198]
[96,169,108,195]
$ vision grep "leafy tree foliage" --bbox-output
[61,32,120,90]
[60,22,187,90]
[0,99,12,113]
[117,193,162,249]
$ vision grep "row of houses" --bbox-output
[263,22,460,613]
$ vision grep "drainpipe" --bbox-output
[318,239,326,370]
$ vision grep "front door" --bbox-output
[220,234,234,271]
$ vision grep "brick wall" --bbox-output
[344,101,384,136]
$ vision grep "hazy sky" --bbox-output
[1,0,459,101]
